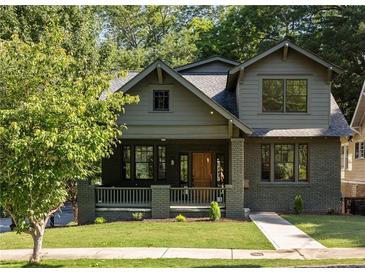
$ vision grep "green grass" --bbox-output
[0,220,273,250]
[282,214,365,248]
[1,258,365,268]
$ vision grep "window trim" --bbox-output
[260,143,309,183]
[285,79,308,113]
[354,141,365,160]
[134,145,154,180]
[153,90,169,112]
[260,76,310,114]
[121,145,132,180]
[157,145,166,180]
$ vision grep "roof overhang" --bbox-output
[350,80,365,129]
[229,40,343,75]
[175,56,240,72]
[118,59,252,135]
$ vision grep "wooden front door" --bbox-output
[192,152,212,187]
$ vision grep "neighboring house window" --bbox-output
[341,144,349,169]
[179,154,189,184]
[262,79,307,113]
[261,144,271,181]
[286,80,307,112]
[153,90,169,111]
[216,154,225,185]
[122,145,131,179]
[158,146,166,180]
[135,146,154,179]
[262,79,284,112]
[274,144,295,181]
[355,141,365,159]
[298,144,308,181]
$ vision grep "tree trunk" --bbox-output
[30,229,44,264]
[72,200,78,223]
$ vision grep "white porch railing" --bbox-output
[95,187,151,207]
[170,187,226,206]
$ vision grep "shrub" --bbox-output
[208,201,221,221]
[66,221,78,226]
[294,195,304,214]
[327,208,336,215]
[95,217,106,224]
[175,214,186,222]
[132,212,144,221]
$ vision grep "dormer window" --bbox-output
[262,79,307,113]
[153,90,169,111]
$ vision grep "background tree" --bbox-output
[0,26,138,263]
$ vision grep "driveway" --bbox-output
[0,202,74,233]
[250,212,325,249]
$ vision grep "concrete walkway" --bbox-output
[1,247,365,261]
[250,212,325,249]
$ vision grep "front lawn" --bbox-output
[282,214,365,248]
[0,219,273,250]
[1,258,365,268]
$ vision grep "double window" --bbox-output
[135,146,154,179]
[261,144,308,182]
[262,79,307,113]
[153,90,169,111]
[355,141,365,159]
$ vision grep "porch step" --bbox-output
[170,206,226,212]
[96,208,151,212]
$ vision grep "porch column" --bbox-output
[77,180,95,224]
[151,185,170,219]
[226,138,245,219]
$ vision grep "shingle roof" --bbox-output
[104,69,351,137]
[251,95,352,137]
[181,73,238,117]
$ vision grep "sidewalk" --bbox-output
[250,212,325,249]
[1,247,365,261]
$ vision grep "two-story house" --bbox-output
[341,81,365,215]
[78,40,352,223]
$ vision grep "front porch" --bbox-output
[78,138,246,223]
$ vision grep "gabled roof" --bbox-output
[175,56,240,72]
[110,59,252,134]
[229,40,343,75]
[350,80,365,129]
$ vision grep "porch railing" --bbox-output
[170,187,226,207]
[95,187,152,207]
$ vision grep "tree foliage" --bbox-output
[0,21,137,262]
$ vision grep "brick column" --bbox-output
[226,138,245,219]
[77,180,95,224]
[151,185,170,219]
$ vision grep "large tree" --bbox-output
[0,26,138,263]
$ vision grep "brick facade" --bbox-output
[77,180,96,224]
[151,185,171,218]
[226,138,245,218]
[244,137,342,213]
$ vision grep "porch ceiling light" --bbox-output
[210,111,214,115]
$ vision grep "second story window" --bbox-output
[355,141,365,159]
[262,79,307,113]
[153,90,169,111]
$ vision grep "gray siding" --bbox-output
[238,50,331,128]
[244,137,341,213]
[178,61,233,73]
[119,72,229,139]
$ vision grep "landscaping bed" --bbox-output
[282,214,365,248]
[0,218,273,250]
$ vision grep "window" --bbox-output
[355,141,365,159]
[262,79,284,112]
[153,90,169,111]
[341,145,349,169]
[261,144,271,181]
[135,146,154,179]
[179,154,189,184]
[298,144,308,181]
[216,154,225,185]
[286,80,307,112]
[122,145,131,179]
[274,144,295,181]
[262,79,308,113]
[158,146,166,180]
